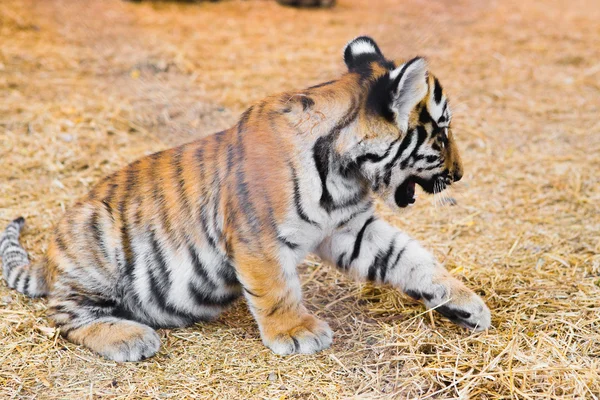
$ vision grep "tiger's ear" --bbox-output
[343,36,385,72]
[389,57,429,133]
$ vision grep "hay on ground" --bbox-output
[1,0,599,398]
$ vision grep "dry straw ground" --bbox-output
[1,0,599,398]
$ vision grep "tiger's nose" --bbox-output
[453,169,463,182]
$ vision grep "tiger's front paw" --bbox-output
[408,277,491,331]
[261,314,333,355]
[430,289,491,331]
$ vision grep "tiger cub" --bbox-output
[1,36,490,362]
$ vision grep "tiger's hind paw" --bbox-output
[66,319,161,362]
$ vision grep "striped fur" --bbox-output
[1,217,47,297]
[1,36,490,361]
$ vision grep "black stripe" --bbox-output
[355,139,399,167]
[119,165,137,276]
[289,162,319,227]
[257,100,267,115]
[146,231,174,313]
[349,216,376,263]
[264,200,279,234]
[419,105,435,125]
[243,287,261,297]
[391,57,421,88]
[312,98,360,212]
[383,131,416,186]
[267,298,285,317]
[307,80,337,90]
[188,282,239,307]
[219,261,239,286]
[199,206,219,250]
[400,126,428,169]
[54,228,82,274]
[145,261,195,325]
[388,244,407,274]
[332,186,369,210]
[225,144,235,176]
[51,304,78,322]
[418,161,443,172]
[54,231,69,253]
[1,248,27,259]
[367,250,385,282]
[433,77,443,104]
[232,120,264,237]
[101,183,117,221]
[196,146,223,251]
[150,155,175,242]
[90,211,109,263]
[0,235,10,251]
[439,101,449,124]
[312,136,334,212]
[367,261,377,281]
[146,263,167,310]
[336,202,373,228]
[278,235,299,250]
[378,241,396,282]
[211,131,226,252]
[214,129,226,144]
[366,240,397,282]
[195,146,206,183]
[79,296,120,314]
[10,269,24,288]
[173,147,192,218]
[21,273,30,294]
[236,167,261,234]
[150,231,171,284]
[211,185,223,247]
[337,252,347,270]
[238,107,253,132]
[188,244,216,289]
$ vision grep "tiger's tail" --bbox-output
[1,217,48,297]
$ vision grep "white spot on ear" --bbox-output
[350,40,377,56]
[389,67,402,81]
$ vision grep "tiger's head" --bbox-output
[341,36,463,209]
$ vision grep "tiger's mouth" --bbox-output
[394,175,448,208]
[394,178,416,208]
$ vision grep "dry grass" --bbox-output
[1,0,599,398]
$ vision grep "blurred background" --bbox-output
[1,0,599,398]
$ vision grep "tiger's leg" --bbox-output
[317,212,491,330]
[48,288,161,362]
[235,252,332,356]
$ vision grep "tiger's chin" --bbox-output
[393,175,448,208]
